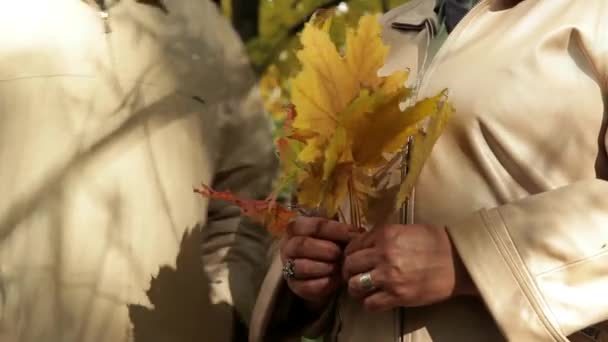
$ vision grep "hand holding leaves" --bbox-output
[195,13,452,236]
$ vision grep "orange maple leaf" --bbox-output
[194,184,296,237]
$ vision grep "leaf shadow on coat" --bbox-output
[127,224,248,342]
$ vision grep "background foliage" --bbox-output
[213,0,410,131]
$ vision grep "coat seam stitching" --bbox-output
[484,210,555,337]
[479,210,555,339]
[534,249,608,278]
[493,209,568,340]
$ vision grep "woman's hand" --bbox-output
[342,224,477,312]
[280,217,358,311]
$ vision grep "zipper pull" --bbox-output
[99,10,111,34]
[391,18,437,37]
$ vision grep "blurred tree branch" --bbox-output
[253,0,347,73]
[212,0,259,43]
[382,0,389,11]
[232,0,259,42]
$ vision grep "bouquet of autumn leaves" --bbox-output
[195,13,452,236]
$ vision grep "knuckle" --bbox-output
[297,281,317,298]
[289,217,306,236]
[301,280,315,293]
[363,299,379,312]
[323,243,341,260]
[292,216,319,236]
[382,245,400,264]
[319,278,335,293]
[288,236,313,258]
[348,276,365,296]
[347,277,357,291]
[343,258,353,274]
[311,279,332,297]
[286,221,296,237]
[394,285,412,300]
[294,259,309,275]
[279,241,288,259]
[321,262,335,276]
[385,267,400,281]
[316,219,332,236]
[344,239,357,256]
[378,268,397,290]
[284,236,302,256]
[295,236,312,251]
[369,249,381,265]
[292,236,342,261]
[317,218,328,228]
[315,219,337,237]
[281,239,293,257]
[381,225,395,240]
[386,269,403,289]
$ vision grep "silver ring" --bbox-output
[358,272,376,292]
[282,258,296,280]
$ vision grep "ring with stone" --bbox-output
[282,258,296,280]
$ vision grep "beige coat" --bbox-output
[250,0,608,341]
[0,1,275,341]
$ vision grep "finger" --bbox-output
[344,231,376,256]
[342,248,378,280]
[288,276,340,300]
[287,216,324,237]
[283,236,341,261]
[288,217,358,243]
[347,268,384,299]
[363,291,400,312]
[279,237,289,263]
[292,258,338,279]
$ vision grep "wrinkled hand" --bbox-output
[280,217,358,310]
[342,224,477,312]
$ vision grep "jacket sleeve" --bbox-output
[447,180,608,341]
[200,81,278,327]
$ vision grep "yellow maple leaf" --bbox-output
[373,91,448,158]
[346,88,414,168]
[297,173,324,210]
[396,91,453,207]
[259,65,286,120]
[287,12,450,225]
[379,70,410,96]
[321,165,351,218]
[345,14,388,90]
[298,137,325,163]
[291,22,358,139]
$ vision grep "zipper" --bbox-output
[393,1,491,341]
[82,0,112,33]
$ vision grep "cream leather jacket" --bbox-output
[0,1,274,341]
[250,0,608,341]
